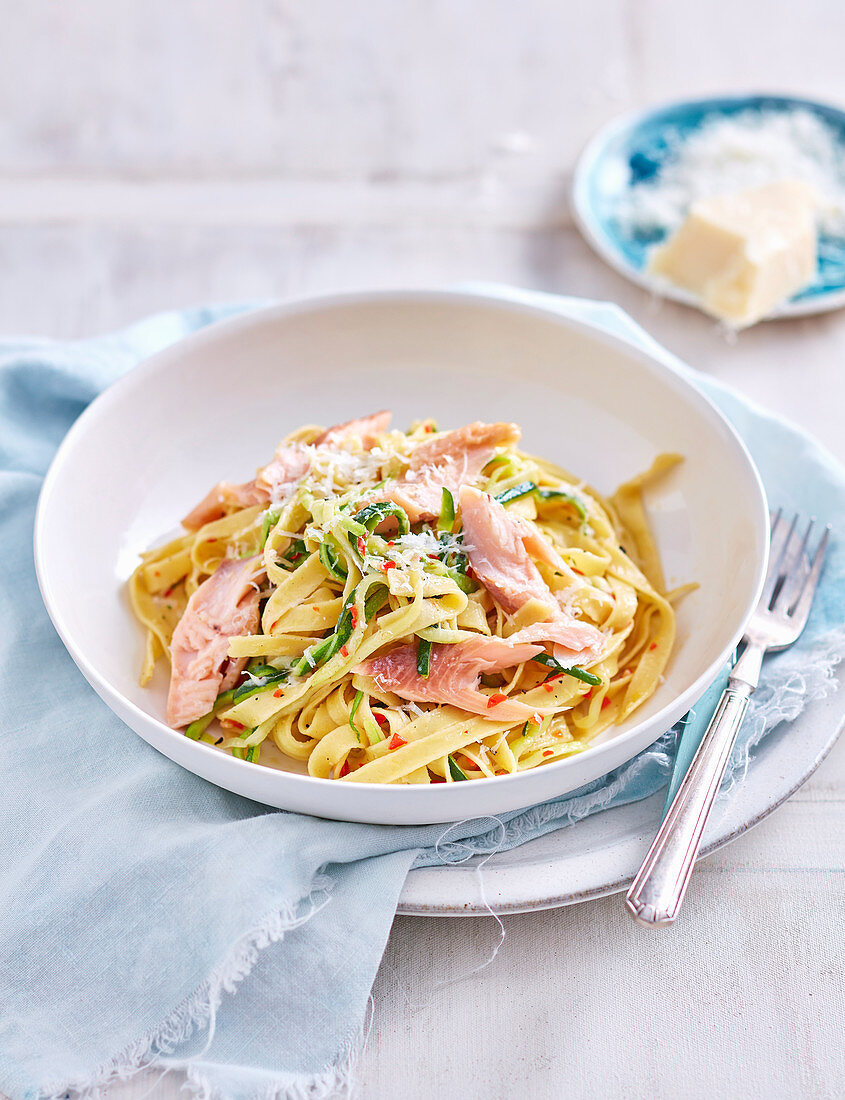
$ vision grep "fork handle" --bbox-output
[625,680,753,926]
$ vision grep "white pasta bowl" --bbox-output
[35,289,769,824]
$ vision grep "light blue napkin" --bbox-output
[1,292,842,1099]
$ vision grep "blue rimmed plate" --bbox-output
[572,93,845,319]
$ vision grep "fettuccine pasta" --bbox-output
[129,411,684,784]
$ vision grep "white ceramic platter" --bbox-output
[398,673,844,914]
[35,289,769,825]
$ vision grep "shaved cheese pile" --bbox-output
[300,444,382,498]
[357,529,470,575]
[616,107,845,238]
[390,529,471,564]
[262,437,411,507]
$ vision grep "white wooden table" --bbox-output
[3,3,844,1097]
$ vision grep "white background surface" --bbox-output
[3,2,844,1097]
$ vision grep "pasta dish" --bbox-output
[129,412,681,784]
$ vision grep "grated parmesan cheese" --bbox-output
[300,444,382,498]
[391,529,471,564]
[264,440,406,507]
[616,107,845,238]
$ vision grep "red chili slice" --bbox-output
[388,732,408,750]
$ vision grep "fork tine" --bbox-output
[773,517,814,612]
[787,526,830,631]
[761,509,788,603]
[762,511,796,607]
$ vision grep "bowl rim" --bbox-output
[571,90,845,320]
[34,286,770,807]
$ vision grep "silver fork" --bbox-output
[626,511,830,927]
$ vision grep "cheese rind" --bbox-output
[647,180,817,328]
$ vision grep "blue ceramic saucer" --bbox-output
[572,93,845,318]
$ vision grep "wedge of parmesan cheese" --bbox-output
[647,180,817,328]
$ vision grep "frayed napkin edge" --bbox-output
[181,1028,365,1100]
[40,873,354,1100]
[723,625,845,796]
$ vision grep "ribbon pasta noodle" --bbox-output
[129,414,684,784]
